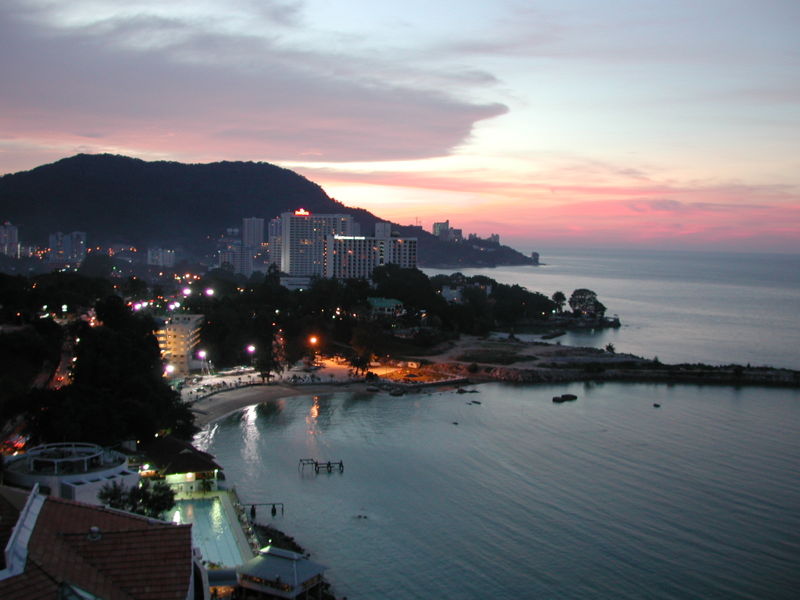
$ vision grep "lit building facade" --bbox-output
[277,209,356,276]
[48,231,87,264]
[323,234,417,279]
[155,314,204,378]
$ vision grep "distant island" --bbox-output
[0,153,535,269]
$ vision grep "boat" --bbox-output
[553,394,578,403]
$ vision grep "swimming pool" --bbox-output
[173,496,252,567]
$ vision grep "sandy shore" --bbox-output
[191,382,366,427]
[189,335,799,428]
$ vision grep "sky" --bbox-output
[1,0,799,253]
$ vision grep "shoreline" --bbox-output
[191,338,799,429]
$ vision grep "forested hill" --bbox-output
[0,154,534,268]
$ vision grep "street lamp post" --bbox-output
[246,344,256,367]
[197,349,210,376]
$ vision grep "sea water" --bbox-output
[195,249,800,598]
[425,248,800,369]
[196,384,800,599]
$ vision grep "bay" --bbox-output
[196,383,800,599]
[194,249,800,598]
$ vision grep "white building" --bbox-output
[155,314,204,378]
[2,443,139,505]
[276,209,356,276]
[324,235,417,280]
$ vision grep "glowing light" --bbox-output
[198,350,207,359]
[205,288,214,296]
[246,344,256,354]
[165,364,175,374]
[294,208,311,216]
[309,336,318,345]
[182,287,191,296]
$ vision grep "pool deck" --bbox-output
[174,489,256,568]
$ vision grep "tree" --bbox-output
[551,291,566,313]
[568,289,606,317]
[255,343,282,382]
[98,478,176,518]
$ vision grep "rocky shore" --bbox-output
[402,336,800,388]
[433,360,800,387]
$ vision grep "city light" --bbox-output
[205,288,214,296]
[246,344,256,354]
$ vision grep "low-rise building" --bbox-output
[237,546,327,600]
[2,442,139,505]
[140,435,223,496]
[0,484,208,599]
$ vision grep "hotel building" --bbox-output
[276,209,356,277]
[155,314,204,378]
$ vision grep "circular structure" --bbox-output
[4,442,137,503]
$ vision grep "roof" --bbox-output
[141,435,222,475]
[1,494,194,600]
[367,297,403,308]
[0,489,23,570]
[237,546,326,589]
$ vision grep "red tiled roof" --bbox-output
[1,495,194,600]
[0,492,21,570]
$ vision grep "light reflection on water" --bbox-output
[197,384,800,599]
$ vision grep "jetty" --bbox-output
[299,458,344,473]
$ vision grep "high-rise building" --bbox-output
[323,234,417,280]
[242,217,264,249]
[0,221,19,258]
[432,220,449,238]
[267,217,282,268]
[155,314,204,378]
[147,247,176,267]
[374,222,393,239]
[48,231,86,264]
[277,209,356,277]
[218,243,254,277]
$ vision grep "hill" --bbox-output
[0,154,534,268]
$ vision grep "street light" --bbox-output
[246,344,256,366]
[197,350,210,376]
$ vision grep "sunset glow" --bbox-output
[1,1,798,252]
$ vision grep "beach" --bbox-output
[190,335,800,428]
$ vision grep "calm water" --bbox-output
[425,248,800,369]
[196,384,800,599]
[195,249,800,598]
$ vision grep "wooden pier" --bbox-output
[299,458,344,473]
[247,502,285,519]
